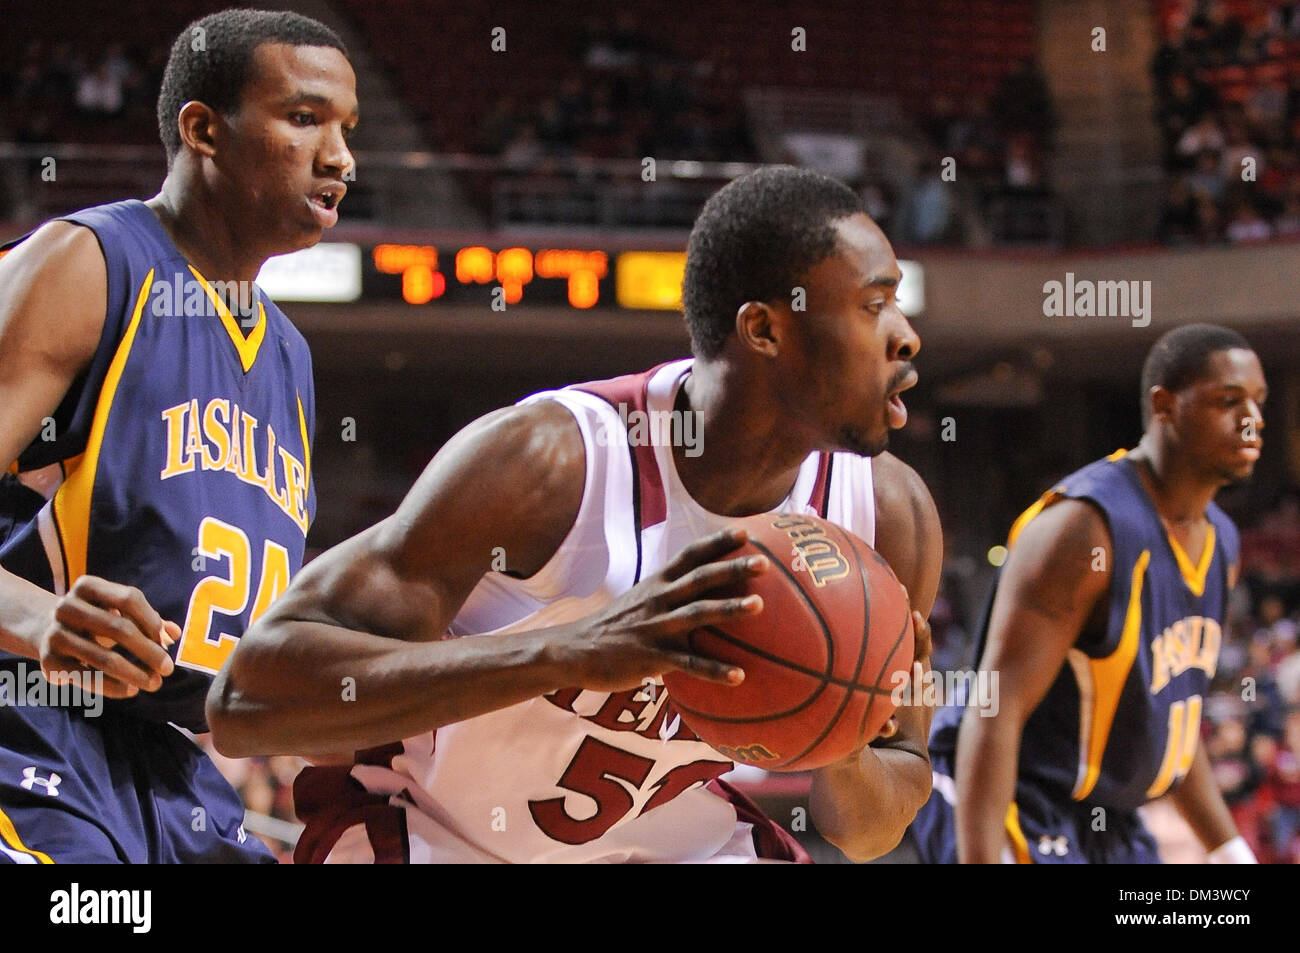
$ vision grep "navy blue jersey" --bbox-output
[0,200,316,731]
[931,449,1238,813]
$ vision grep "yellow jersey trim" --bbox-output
[1119,446,1213,595]
[187,265,266,373]
[52,270,154,583]
[1072,548,1150,801]
[1008,450,1128,551]
[1165,525,1215,597]
[1006,488,1063,549]
[296,393,311,492]
[0,806,54,863]
[1005,803,1032,864]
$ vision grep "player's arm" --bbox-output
[1166,741,1250,859]
[809,452,942,862]
[953,498,1111,863]
[0,223,175,697]
[207,400,765,759]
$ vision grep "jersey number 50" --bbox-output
[175,516,290,675]
[528,736,728,845]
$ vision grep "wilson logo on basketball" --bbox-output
[771,516,850,587]
[715,743,778,763]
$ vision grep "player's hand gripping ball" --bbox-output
[662,513,914,771]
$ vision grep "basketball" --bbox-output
[662,512,915,773]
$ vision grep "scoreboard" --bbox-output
[257,243,923,314]
[259,242,686,310]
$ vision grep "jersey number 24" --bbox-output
[175,516,290,675]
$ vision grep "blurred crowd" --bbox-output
[1153,0,1300,245]
[1205,491,1300,863]
[476,12,755,165]
[0,39,164,145]
[876,58,1058,246]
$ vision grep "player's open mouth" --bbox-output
[308,184,346,226]
[887,393,908,429]
[886,370,918,430]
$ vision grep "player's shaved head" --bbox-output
[156,8,348,164]
[683,166,865,359]
[1141,323,1254,427]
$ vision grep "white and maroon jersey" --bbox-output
[293,359,877,863]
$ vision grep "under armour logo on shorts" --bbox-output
[1037,834,1068,857]
[19,767,61,797]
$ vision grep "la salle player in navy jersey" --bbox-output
[211,167,942,864]
[0,10,356,862]
[910,324,1264,864]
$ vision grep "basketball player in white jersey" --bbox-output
[208,166,943,863]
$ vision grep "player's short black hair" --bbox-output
[1141,323,1254,427]
[157,9,348,163]
[682,166,865,358]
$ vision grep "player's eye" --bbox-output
[290,112,316,126]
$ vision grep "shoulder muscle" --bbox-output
[871,451,943,616]
[0,222,107,466]
[279,399,587,642]
[997,497,1111,627]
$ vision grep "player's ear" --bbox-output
[176,101,220,159]
[736,301,780,357]
[1148,385,1175,423]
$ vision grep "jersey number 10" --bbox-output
[1146,694,1203,798]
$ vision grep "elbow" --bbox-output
[875,792,933,863]
[822,770,932,864]
[204,670,256,758]
[206,610,305,757]
[830,807,917,864]
[834,832,901,865]
[204,649,275,759]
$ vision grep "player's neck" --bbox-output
[1129,442,1218,526]
[672,364,812,516]
[146,177,264,289]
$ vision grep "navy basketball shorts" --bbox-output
[0,676,273,863]
[907,752,1162,864]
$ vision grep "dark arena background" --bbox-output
[1,0,1298,891]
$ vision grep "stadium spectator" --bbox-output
[1263,710,1300,861]
[1153,0,1300,244]
[1158,178,1199,243]
[1275,195,1300,236]
[1225,197,1273,243]
[74,60,124,117]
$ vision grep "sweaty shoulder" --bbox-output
[496,398,588,517]
[386,398,587,583]
[871,451,942,615]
